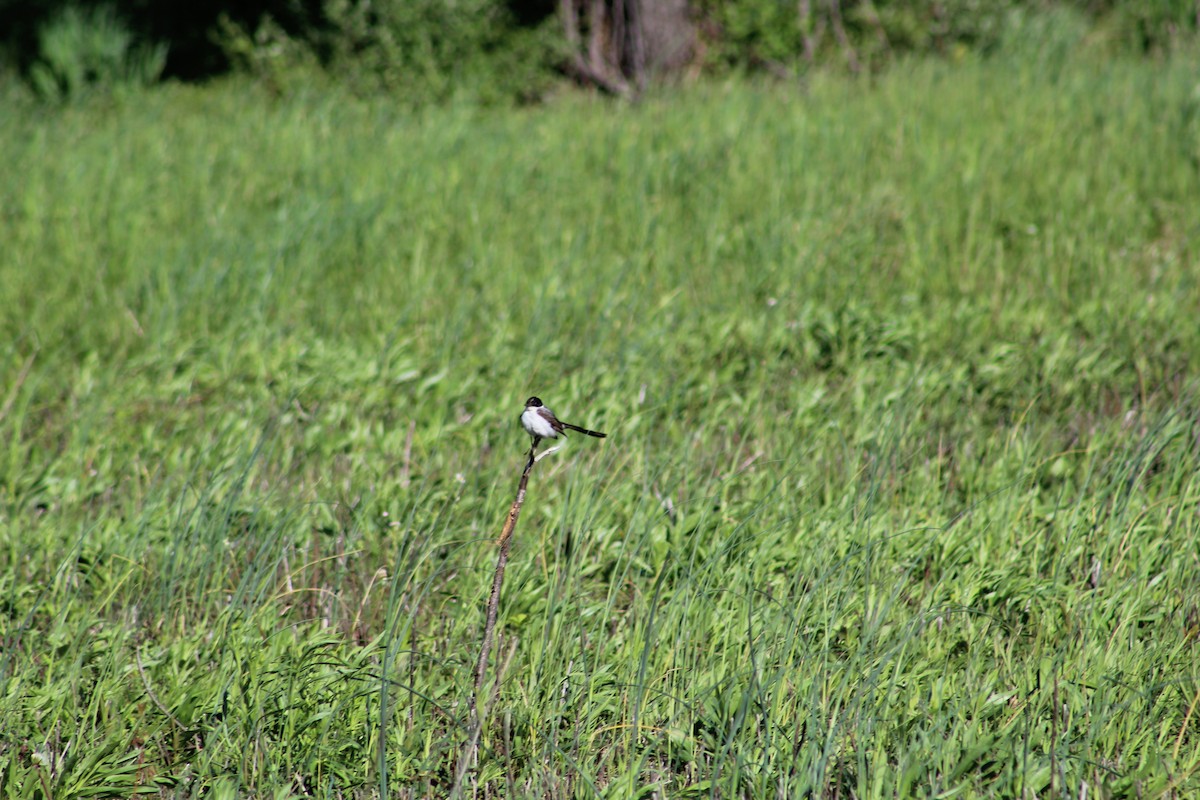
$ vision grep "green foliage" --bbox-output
[29,4,167,101]
[701,0,806,66]
[696,0,1023,69]
[2,49,1200,796]
[997,3,1091,65]
[211,0,562,104]
[875,0,1018,51]
[696,0,1198,72]
[316,0,560,103]
[7,0,1199,104]
[214,12,324,94]
[1104,0,1200,50]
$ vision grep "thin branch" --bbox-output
[452,446,540,797]
[535,444,564,462]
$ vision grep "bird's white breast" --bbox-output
[521,406,559,438]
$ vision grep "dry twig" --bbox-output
[452,445,541,796]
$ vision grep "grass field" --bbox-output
[2,44,1200,799]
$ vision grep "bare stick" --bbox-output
[453,446,540,797]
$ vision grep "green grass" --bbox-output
[2,46,1200,799]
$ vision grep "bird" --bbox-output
[520,396,606,451]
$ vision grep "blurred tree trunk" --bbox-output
[559,0,693,96]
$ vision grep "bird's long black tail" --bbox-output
[563,423,606,438]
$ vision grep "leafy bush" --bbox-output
[699,0,804,67]
[998,3,1091,67]
[875,0,1019,52]
[317,0,560,104]
[694,0,1197,73]
[6,0,1198,104]
[214,11,324,95]
[695,0,1018,70]
[212,0,560,104]
[29,4,167,100]
[1102,0,1200,51]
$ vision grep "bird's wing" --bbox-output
[537,406,565,434]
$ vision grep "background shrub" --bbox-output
[28,3,166,100]
[0,0,1196,103]
[316,0,560,103]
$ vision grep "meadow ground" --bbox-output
[1,45,1200,799]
